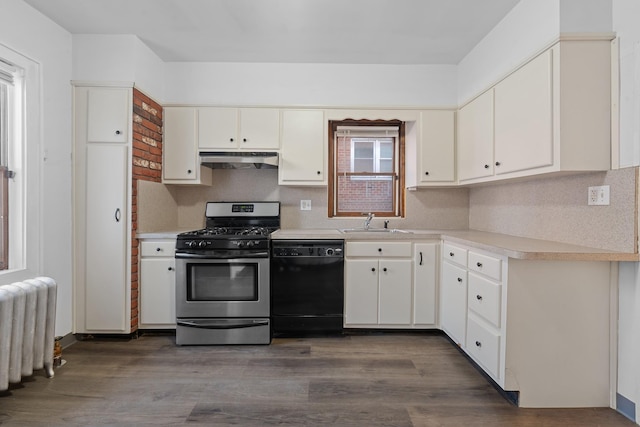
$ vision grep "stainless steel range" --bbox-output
[175,201,279,345]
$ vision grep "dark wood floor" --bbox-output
[0,331,634,426]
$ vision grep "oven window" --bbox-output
[187,263,258,301]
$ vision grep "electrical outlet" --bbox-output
[588,185,610,206]
[300,200,311,211]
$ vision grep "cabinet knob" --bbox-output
[317,171,321,175]
[371,267,376,272]
[230,138,234,142]
[425,171,429,176]
[242,138,247,142]
[495,161,501,166]
[457,277,462,283]
[168,267,174,271]
[378,248,382,252]
[187,169,192,174]
[476,294,483,301]
[475,341,482,347]
[156,247,162,252]
[476,262,483,267]
[484,164,489,169]
[383,267,387,272]
[449,252,454,257]
[115,130,121,135]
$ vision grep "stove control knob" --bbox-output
[198,241,207,248]
[326,248,335,256]
[186,241,197,248]
[236,241,245,248]
[246,240,254,247]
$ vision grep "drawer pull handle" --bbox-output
[476,262,483,267]
[476,295,483,301]
[168,267,174,271]
[419,252,423,266]
[475,341,482,347]
[449,252,454,257]
[457,277,462,283]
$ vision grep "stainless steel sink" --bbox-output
[339,228,413,234]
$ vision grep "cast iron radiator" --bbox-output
[0,277,57,391]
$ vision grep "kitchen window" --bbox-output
[0,44,40,280]
[328,120,405,217]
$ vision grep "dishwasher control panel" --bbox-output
[271,240,344,258]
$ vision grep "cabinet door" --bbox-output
[419,110,455,182]
[414,243,437,325]
[239,108,280,149]
[85,144,128,331]
[494,49,553,175]
[163,107,198,180]
[345,259,379,324]
[440,261,467,346]
[279,109,325,184]
[457,90,494,181]
[87,88,129,143]
[198,107,238,149]
[140,258,176,326]
[378,259,412,325]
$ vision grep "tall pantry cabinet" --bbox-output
[73,84,132,334]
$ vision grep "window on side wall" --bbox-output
[0,61,15,270]
[328,120,405,218]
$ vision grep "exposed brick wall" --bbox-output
[130,88,163,331]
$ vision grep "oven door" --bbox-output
[175,256,269,318]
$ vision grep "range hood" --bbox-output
[199,151,279,169]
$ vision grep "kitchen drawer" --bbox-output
[443,243,467,267]
[468,273,502,328]
[468,251,502,281]
[466,315,501,380]
[141,240,176,257]
[346,242,412,258]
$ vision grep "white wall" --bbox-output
[163,62,458,107]
[0,0,73,335]
[613,0,640,420]
[73,34,165,99]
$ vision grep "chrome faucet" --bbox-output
[363,212,375,230]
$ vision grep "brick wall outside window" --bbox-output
[130,88,163,331]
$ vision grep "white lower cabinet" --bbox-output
[139,239,176,329]
[441,240,614,408]
[344,241,438,328]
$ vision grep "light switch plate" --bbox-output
[588,185,610,206]
[300,200,312,210]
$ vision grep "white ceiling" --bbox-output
[23,0,521,65]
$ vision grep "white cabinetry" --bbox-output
[345,242,412,326]
[441,240,613,408]
[198,107,280,150]
[406,110,456,187]
[279,109,326,185]
[457,38,611,184]
[163,107,212,185]
[139,240,176,329]
[73,85,132,334]
[345,241,438,329]
[413,242,438,325]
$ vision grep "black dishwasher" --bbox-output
[270,240,344,335]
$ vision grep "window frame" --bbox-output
[328,119,405,218]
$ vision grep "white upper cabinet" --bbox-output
[87,88,129,143]
[406,110,456,187]
[457,90,494,182]
[279,109,326,185]
[198,107,280,150]
[494,49,553,175]
[457,38,612,185]
[163,107,212,185]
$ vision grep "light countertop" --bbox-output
[271,228,639,262]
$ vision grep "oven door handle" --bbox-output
[175,251,269,259]
[177,319,269,329]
